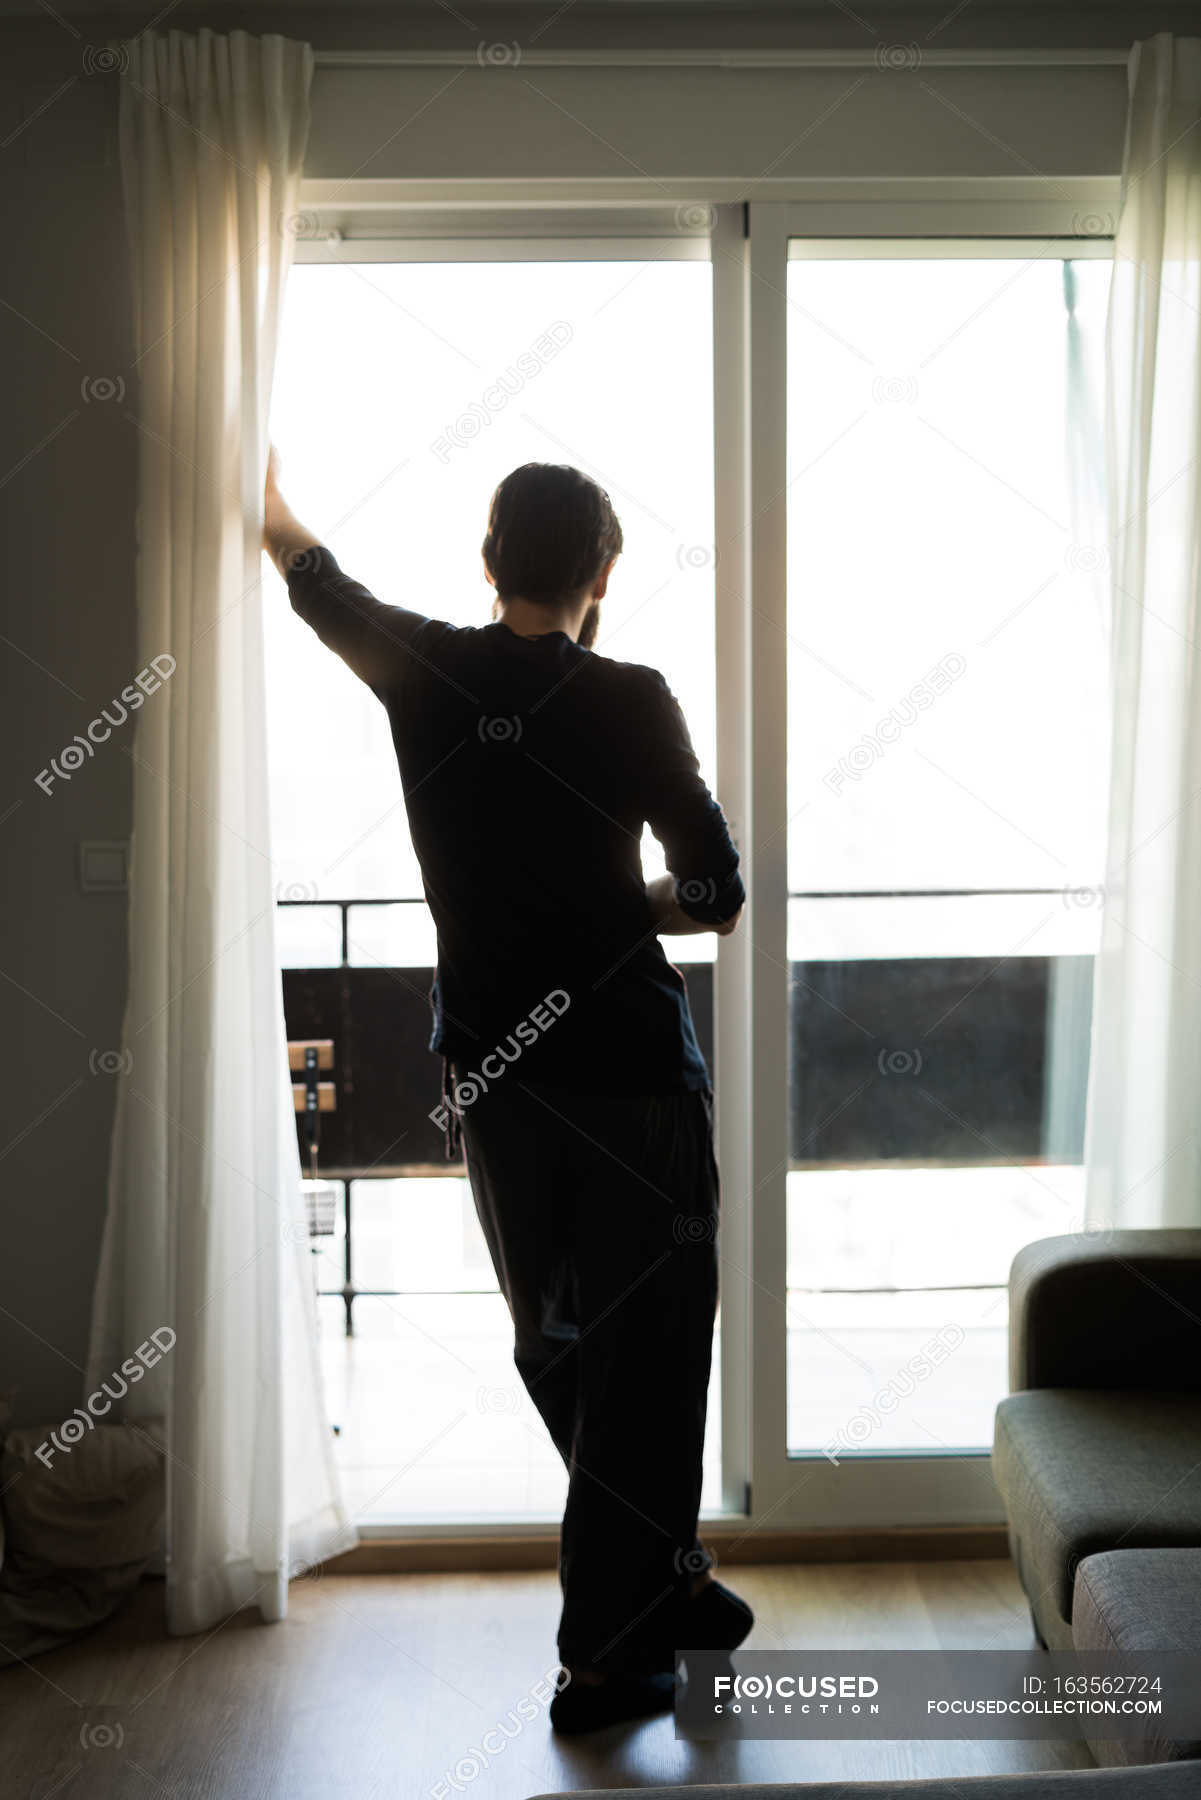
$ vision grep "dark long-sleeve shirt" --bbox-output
[287,547,744,1094]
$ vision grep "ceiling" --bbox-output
[0,0,1193,48]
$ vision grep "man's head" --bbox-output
[482,463,622,649]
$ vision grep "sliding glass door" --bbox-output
[741,208,1113,1525]
[268,228,721,1526]
[270,194,1113,1532]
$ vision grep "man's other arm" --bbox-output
[645,873,743,937]
[641,672,745,937]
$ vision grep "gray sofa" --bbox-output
[992,1230,1201,1766]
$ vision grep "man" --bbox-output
[263,453,752,1733]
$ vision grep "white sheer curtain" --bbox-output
[1084,33,1201,1231]
[88,28,357,1633]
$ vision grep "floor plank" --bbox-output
[0,1561,1092,1800]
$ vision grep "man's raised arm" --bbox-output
[262,447,321,577]
[263,448,430,696]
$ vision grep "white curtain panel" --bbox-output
[1084,34,1201,1231]
[87,28,357,1633]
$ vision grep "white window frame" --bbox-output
[288,180,1116,1538]
[290,201,712,265]
[735,198,1114,1530]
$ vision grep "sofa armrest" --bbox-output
[1008,1230,1201,1393]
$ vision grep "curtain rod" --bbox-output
[312,48,1131,69]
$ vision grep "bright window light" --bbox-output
[267,259,715,905]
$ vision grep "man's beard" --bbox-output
[577,599,601,650]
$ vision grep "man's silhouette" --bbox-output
[264,454,752,1731]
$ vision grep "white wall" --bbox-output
[307,61,1128,184]
[1,61,134,1427]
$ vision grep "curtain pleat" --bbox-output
[88,28,357,1634]
[1084,34,1201,1231]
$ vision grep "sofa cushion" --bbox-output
[1007,1232,1201,1393]
[528,1764,1201,1799]
[1074,1549,1201,1656]
[1072,1548,1201,1766]
[992,1390,1201,1632]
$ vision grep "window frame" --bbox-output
[283,183,1115,1538]
[291,202,712,265]
[737,201,1114,1531]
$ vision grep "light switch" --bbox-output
[79,841,129,892]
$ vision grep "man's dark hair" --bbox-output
[482,463,623,603]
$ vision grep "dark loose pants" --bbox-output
[458,1074,720,1676]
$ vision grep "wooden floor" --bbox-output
[0,1560,1092,1800]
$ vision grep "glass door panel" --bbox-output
[269,253,720,1523]
[784,248,1111,1462]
